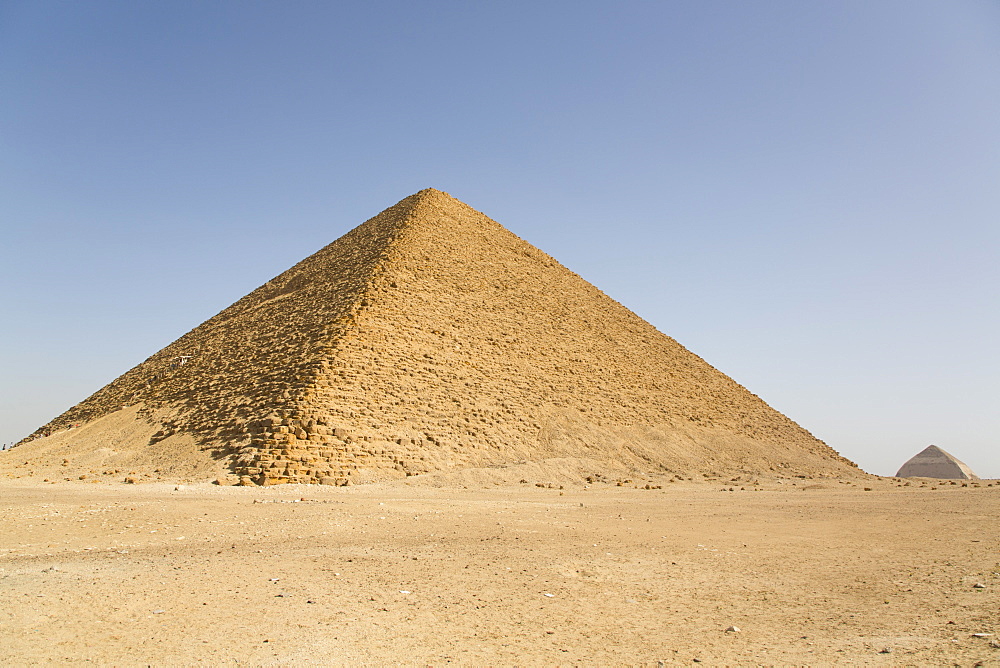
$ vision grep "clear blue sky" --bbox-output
[2,1,997,477]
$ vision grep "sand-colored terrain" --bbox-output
[4,190,993,664]
[2,469,997,665]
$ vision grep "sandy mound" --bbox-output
[1,405,229,483]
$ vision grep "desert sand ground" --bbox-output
[1,468,998,666]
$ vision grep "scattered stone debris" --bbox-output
[252,498,340,504]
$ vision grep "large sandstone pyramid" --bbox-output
[10,189,858,484]
[896,445,978,480]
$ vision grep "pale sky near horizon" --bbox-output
[1,1,997,477]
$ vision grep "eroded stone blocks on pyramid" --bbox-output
[234,418,440,485]
[12,189,859,484]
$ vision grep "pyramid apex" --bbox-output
[391,188,484,225]
[409,187,450,199]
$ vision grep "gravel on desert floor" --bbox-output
[1,475,998,665]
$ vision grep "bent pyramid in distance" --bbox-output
[895,445,978,480]
[8,189,858,484]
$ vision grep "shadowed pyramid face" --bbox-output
[16,189,857,485]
